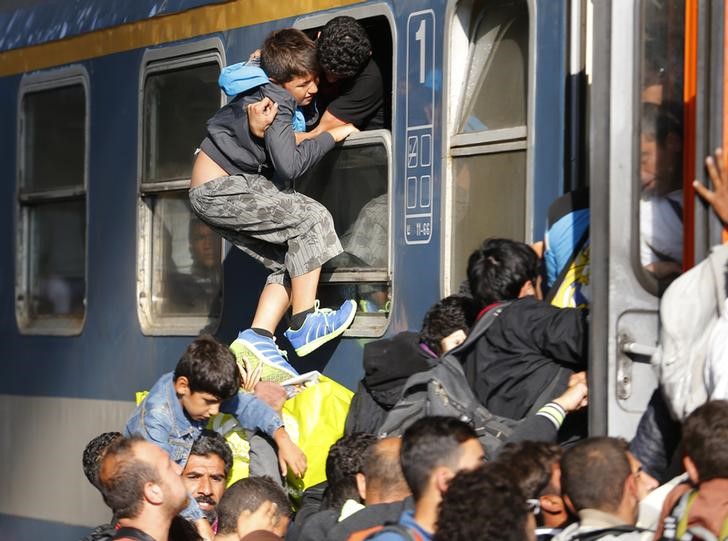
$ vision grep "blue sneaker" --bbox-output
[284,300,357,356]
[230,329,299,384]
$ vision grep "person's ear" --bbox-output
[174,376,190,397]
[518,280,536,298]
[434,466,454,495]
[144,481,164,506]
[356,472,367,501]
[683,456,700,484]
[540,494,564,514]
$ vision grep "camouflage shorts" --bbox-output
[189,174,342,286]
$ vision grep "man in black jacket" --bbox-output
[461,238,589,420]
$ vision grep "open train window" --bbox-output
[295,10,394,336]
[137,43,224,335]
[16,68,88,335]
[446,0,530,292]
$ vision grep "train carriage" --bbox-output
[0,0,724,537]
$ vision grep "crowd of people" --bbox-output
[79,14,728,541]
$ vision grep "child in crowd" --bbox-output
[125,335,306,532]
[189,28,358,380]
[460,238,588,421]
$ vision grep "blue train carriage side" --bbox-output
[0,0,573,537]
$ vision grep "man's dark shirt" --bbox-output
[317,58,385,130]
[460,296,588,420]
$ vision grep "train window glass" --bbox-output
[296,133,391,336]
[450,151,527,286]
[138,54,223,335]
[447,0,530,292]
[17,80,87,334]
[459,2,528,132]
[143,62,220,183]
[636,0,685,293]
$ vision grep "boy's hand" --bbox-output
[273,427,307,478]
[553,371,588,412]
[254,381,287,412]
[248,97,278,138]
[695,147,728,225]
[328,123,359,143]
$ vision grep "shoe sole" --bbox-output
[293,300,358,357]
[230,339,297,384]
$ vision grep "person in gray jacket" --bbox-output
[189,28,358,380]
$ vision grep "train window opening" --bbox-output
[446,0,530,293]
[138,52,224,335]
[17,77,88,334]
[296,132,392,336]
[635,0,685,294]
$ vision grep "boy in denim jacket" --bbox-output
[125,335,305,535]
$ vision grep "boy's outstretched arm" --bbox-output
[273,426,308,477]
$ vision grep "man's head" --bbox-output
[496,441,567,528]
[317,16,372,82]
[682,400,728,484]
[216,476,292,537]
[261,28,319,106]
[419,295,479,356]
[434,464,535,541]
[99,436,188,520]
[560,437,640,524]
[356,437,410,505]
[640,102,682,195]
[173,335,241,422]
[400,416,484,503]
[188,219,218,270]
[83,431,123,491]
[182,430,233,524]
[467,238,540,306]
[323,432,377,508]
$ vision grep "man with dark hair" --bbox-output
[653,400,728,539]
[81,432,124,541]
[367,416,485,540]
[554,437,649,540]
[309,16,385,133]
[461,237,588,421]
[98,435,189,541]
[496,441,569,540]
[292,432,377,541]
[433,464,535,541]
[345,295,479,435]
[182,430,233,529]
[329,437,412,541]
[215,476,292,540]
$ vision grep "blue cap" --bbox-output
[218,63,270,96]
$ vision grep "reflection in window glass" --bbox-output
[638,0,684,288]
[450,151,526,291]
[143,62,220,183]
[28,201,86,318]
[460,2,528,132]
[296,143,390,314]
[22,85,85,191]
[150,193,222,319]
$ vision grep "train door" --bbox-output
[590,0,724,437]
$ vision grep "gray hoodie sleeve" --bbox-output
[262,85,335,182]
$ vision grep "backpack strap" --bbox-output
[575,525,647,541]
[660,489,696,540]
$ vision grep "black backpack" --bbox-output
[378,303,521,456]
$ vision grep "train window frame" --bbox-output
[631,0,686,297]
[442,0,534,295]
[15,66,90,336]
[294,7,395,337]
[136,39,226,336]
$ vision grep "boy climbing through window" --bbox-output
[189,29,358,379]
